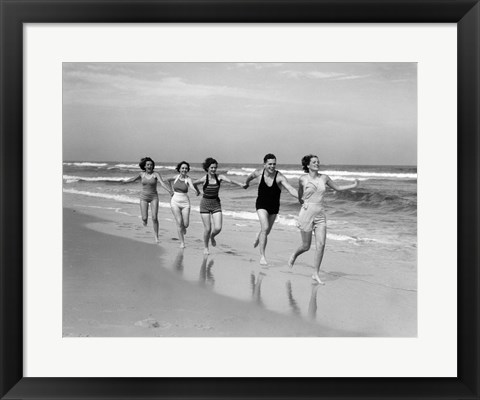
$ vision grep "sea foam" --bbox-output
[63,162,108,167]
[226,169,416,181]
[63,175,127,183]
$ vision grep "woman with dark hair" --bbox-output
[123,157,173,243]
[288,154,359,284]
[193,157,244,255]
[166,161,200,248]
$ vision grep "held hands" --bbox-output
[242,182,249,189]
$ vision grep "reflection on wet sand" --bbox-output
[308,283,321,320]
[250,271,266,307]
[199,255,215,287]
[286,280,321,320]
[173,249,184,276]
[169,251,322,324]
[285,280,301,316]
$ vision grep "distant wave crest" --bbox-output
[226,168,416,181]
[63,175,127,183]
[63,162,108,167]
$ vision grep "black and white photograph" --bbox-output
[62,62,417,337]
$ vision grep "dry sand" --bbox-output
[63,192,416,337]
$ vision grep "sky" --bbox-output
[63,62,417,166]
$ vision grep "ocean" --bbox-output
[63,161,417,267]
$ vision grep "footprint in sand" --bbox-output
[193,323,214,331]
[79,318,100,327]
[134,318,171,329]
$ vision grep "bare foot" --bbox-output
[288,254,295,268]
[155,236,160,244]
[259,256,268,266]
[180,242,186,249]
[253,233,260,248]
[211,235,217,247]
[203,248,210,255]
[312,274,325,285]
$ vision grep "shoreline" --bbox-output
[63,192,417,337]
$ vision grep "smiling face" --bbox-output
[308,157,320,171]
[179,163,189,176]
[264,158,277,174]
[145,160,154,172]
[208,163,218,175]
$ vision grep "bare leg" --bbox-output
[200,213,212,254]
[253,232,260,248]
[150,198,160,243]
[171,204,185,247]
[210,212,223,247]
[288,230,312,268]
[139,200,149,226]
[311,224,326,285]
[181,207,191,235]
[256,210,277,265]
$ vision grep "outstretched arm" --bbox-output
[219,175,245,188]
[278,173,299,199]
[165,176,175,192]
[187,178,201,196]
[192,177,205,194]
[122,174,141,184]
[243,169,261,189]
[326,176,359,191]
[155,172,174,195]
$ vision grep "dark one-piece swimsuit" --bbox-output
[255,170,281,215]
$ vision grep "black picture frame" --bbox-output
[1,1,478,399]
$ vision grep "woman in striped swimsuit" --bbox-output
[193,157,244,255]
[123,157,173,243]
[166,161,200,248]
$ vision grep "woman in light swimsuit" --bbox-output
[193,157,244,255]
[288,155,359,284]
[123,157,173,243]
[166,161,200,248]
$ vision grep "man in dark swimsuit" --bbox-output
[243,153,298,265]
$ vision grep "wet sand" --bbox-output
[63,192,417,337]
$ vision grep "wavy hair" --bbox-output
[301,154,318,173]
[175,161,190,172]
[139,157,155,171]
[202,157,218,172]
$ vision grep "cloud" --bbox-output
[233,63,284,70]
[63,67,285,107]
[332,74,371,81]
[279,70,368,80]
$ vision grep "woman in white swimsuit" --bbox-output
[167,161,200,248]
[123,157,173,243]
[288,155,359,284]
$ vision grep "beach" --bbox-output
[63,190,417,337]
